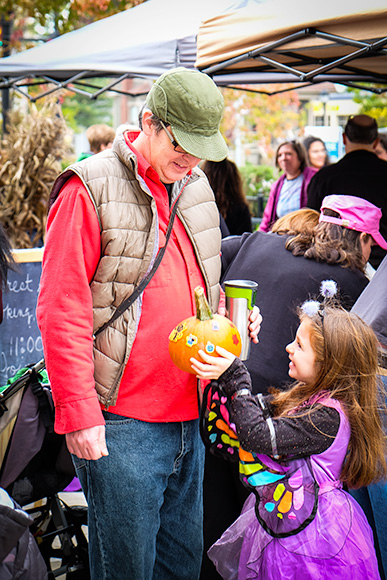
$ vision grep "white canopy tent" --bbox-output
[1,0,386,101]
[196,0,387,94]
[0,0,264,102]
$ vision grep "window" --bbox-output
[338,116,349,128]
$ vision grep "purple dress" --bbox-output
[208,397,380,579]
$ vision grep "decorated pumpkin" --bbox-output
[169,286,242,374]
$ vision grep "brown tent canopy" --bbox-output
[196,0,387,94]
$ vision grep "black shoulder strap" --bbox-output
[95,195,180,337]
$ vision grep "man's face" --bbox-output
[147,119,201,184]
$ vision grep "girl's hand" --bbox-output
[190,345,235,380]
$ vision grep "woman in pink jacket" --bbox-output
[260,141,317,232]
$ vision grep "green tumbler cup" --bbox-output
[224,279,258,360]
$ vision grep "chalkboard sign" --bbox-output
[0,249,44,386]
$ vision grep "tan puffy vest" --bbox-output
[50,133,221,407]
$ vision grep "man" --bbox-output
[307,114,387,269]
[37,67,259,580]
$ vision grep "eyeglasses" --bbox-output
[160,121,187,154]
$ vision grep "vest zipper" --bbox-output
[102,172,200,408]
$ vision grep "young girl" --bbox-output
[191,294,387,579]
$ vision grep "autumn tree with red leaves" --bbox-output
[1,0,146,53]
[221,86,306,162]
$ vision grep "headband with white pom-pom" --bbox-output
[301,279,338,320]
[320,279,337,299]
[301,300,320,317]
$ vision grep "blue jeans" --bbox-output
[72,415,204,580]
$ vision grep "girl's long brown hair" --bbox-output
[271,307,387,488]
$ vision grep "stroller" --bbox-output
[0,360,90,579]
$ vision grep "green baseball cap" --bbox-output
[145,67,228,162]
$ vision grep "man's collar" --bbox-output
[122,129,159,182]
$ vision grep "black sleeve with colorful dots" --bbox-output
[218,358,340,459]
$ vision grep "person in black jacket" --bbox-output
[220,197,374,396]
[201,158,252,235]
[307,114,387,269]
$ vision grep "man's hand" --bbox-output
[248,305,262,344]
[66,425,109,460]
[218,287,262,345]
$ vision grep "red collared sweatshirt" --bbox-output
[37,134,208,434]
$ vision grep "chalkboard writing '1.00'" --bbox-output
[0,248,44,386]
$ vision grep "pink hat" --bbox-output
[319,194,387,250]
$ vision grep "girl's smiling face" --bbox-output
[286,320,317,385]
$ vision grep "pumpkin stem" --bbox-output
[194,286,213,321]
